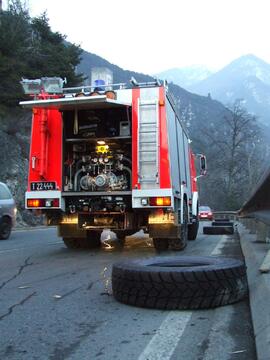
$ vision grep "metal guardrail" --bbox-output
[233,168,270,360]
[239,166,270,216]
[237,167,270,271]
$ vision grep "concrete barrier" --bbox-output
[238,221,270,360]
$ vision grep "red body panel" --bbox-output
[189,150,198,193]
[27,108,62,190]
[132,88,140,189]
[159,87,171,188]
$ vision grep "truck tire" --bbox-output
[203,226,234,235]
[169,202,188,250]
[188,219,199,241]
[62,237,81,249]
[112,256,248,310]
[0,217,12,240]
[114,230,135,245]
[153,238,169,251]
[85,231,101,248]
[62,231,101,249]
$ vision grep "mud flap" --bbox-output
[149,224,180,239]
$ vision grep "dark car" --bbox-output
[199,206,213,221]
[0,182,16,239]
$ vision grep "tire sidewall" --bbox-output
[0,218,12,240]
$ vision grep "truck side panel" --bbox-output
[176,121,187,185]
[166,98,181,194]
[27,108,62,191]
[159,86,171,189]
[183,135,192,199]
[132,88,140,189]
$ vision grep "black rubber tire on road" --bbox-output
[203,226,234,235]
[0,218,12,240]
[212,221,234,227]
[153,238,169,251]
[188,220,199,241]
[112,256,248,310]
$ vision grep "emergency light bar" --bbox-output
[20,79,41,95]
[21,77,65,94]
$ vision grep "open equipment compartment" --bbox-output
[60,101,133,230]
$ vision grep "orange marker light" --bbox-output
[27,199,42,207]
[150,197,171,206]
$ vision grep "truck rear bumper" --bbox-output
[25,191,64,210]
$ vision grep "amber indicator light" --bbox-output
[149,197,171,206]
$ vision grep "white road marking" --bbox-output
[0,242,63,254]
[137,311,192,360]
[14,226,56,232]
[138,234,229,360]
[211,235,227,255]
[0,248,21,254]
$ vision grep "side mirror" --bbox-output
[200,155,207,175]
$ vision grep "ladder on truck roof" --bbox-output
[138,99,159,187]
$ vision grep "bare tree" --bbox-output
[200,100,265,210]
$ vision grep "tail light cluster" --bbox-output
[27,198,60,208]
[141,197,171,207]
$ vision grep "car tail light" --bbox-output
[149,197,171,206]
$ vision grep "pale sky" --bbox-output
[3,0,270,74]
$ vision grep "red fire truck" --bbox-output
[20,73,206,251]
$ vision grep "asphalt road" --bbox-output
[0,224,257,360]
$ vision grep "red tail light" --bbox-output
[52,199,59,207]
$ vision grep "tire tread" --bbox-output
[112,256,247,310]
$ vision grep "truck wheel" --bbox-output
[170,202,188,250]
[153,238,169,251]
[112,256,248,310]
[0,218,12,240]
[114,230,133,245]
[85,231,101,248]
[188,219,199,241]
[62,237,81,249]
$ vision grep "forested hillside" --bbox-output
[0,1,83,223]
[0,1,267,220]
